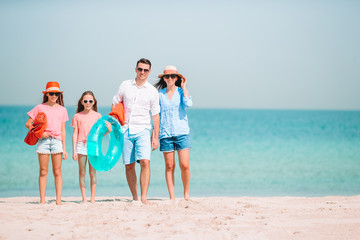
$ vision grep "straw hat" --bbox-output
[42,81,63,94]
[158,65,183,79]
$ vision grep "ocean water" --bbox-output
[0,106,359,198]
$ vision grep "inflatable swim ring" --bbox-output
[87,115,124,171]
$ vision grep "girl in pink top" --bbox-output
[71,91,111,203]
[25,82,69,205]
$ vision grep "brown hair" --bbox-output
[76,91,98,113]
[42,93,64,106]
[154,76,182,90]
[136,58,152,69]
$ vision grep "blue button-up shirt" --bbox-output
[159,87,193,139]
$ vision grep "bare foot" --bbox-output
[141,198,149,204]
[184,193,190,200]
[56,201,62,205]
[90,199,95,203]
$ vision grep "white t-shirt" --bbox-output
[112,79,160,134]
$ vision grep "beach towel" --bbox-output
[24,112,47,145]
[109,102,125,126]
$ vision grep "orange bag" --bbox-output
[109,102,125,126]
[24,112,47,145]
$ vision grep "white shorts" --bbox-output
[76,142,88,155]
[37,137,63,154]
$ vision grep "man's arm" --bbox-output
[151,114,160,151]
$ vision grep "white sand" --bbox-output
[1,196,360,240]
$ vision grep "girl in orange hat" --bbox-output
[25,81,69,205]
[71,91,111,203]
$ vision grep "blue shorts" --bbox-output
[122,129,151,164]
[160,134,191,152]
[37,137,63,155]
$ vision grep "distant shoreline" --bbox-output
[1,105,360,112]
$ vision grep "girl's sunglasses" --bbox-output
[83,100,94,104]
[48,92,60,96]
[163,74,178,79]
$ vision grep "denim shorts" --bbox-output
[37,137,63,155]
[160,134,191,152]
[76,142,87,155]
[122,129,151,164]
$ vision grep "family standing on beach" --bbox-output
[25,58,192,205]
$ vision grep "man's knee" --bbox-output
[125,163,136,172]
[139,159,150,169]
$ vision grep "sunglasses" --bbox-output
[83,99,94,104]
[137,67,150,73]
[48,92,60,96]
[163,74,178,79]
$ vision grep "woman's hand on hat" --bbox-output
[181,76,190,97]
[181,76,187,88]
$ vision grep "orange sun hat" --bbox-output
[158,65,183,79]
[24,112,47,145]
[42,81,63,94]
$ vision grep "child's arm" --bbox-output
[72,128,78,161]
[61,122,68,160]
[25,117,33,129]
[104,121,112,136]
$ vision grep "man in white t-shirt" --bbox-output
[112,58,160,204]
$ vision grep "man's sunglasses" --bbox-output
[48,92,60,96]
[83,100,94,104]
[137,67,150,73]
[163,74,178,79]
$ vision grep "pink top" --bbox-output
[27,103,69,140]
[71,111,102,143]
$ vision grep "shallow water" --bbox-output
[1,106,359,198]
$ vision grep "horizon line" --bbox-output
[1,104,359,112]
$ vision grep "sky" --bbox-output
[0,0,359,110]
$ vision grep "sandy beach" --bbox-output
[0,196,359,240]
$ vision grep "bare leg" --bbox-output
[125,162,138,201]
[88,159,97,203]
[78,154,87,203]
[139,159,150,204]
[51,153,63,205]
[178,149,190,200]
[38,154,50,204]
[163,152,176,200]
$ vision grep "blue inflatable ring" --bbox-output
[87,115,124,172]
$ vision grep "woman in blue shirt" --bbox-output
[155,65,193,200]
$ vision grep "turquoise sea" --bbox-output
[0,106,359,198]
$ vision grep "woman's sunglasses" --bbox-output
[163,74,178,79]
[83,100,94,104]
[48,92,60,96]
